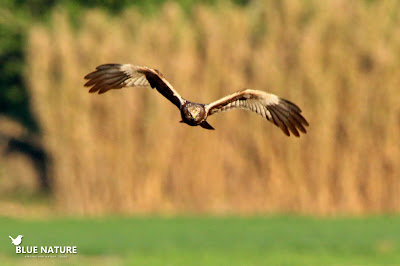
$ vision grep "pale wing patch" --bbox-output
[120,64,151,88]
[207,90,279,120]
[84,64,153,94]
[212,98,272,120]
[84,64,186,109]
[205,89,308,137]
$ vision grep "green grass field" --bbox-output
[1,216,399,265]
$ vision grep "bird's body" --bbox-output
[84,64,309,136]
[180,102,214,129]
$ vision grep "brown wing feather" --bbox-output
[205,89,309,137]
[84,64,185,109]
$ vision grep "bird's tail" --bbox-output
[200,121,215,130]
[9,236,14,241]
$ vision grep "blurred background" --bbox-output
[1,0,400,265]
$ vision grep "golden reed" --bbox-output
[27,0,400,215]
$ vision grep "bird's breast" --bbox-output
[181,103,206,125]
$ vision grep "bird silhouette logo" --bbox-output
[9,235,23,246]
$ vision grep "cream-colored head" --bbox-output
[188,105,201,119]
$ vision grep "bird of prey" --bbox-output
[84,64,309,137]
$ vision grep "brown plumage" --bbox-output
[84,64,309,136]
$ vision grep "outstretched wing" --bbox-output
[84,64,185,109]
[205,89,309,137]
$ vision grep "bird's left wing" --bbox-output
[84,64,185,109]
[205,89,309,137]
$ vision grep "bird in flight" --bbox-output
[84,64,309,137]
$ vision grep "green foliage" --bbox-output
[1,216,400,265]
[0,16,32,130]
[0,0,55,131]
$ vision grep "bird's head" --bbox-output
[186,105,201,120]
[17,235,23,239]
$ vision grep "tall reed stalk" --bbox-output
[27,0,400,215]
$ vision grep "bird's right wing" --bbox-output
[205,89,309,137]
[84,64,185,109]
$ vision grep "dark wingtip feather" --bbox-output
[302,116,310,127]
[84,64,126,94]
[281,99,309,130]
[89,86,99,93]
[282,99,302,113]
[84,71,96,80]
[84,79,95,87]
[96,64,121,70]
[269,108,290,136]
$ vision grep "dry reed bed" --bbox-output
[27,0,400,215]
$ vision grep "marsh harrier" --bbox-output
[84,64,309,137]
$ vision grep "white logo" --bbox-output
[9,235,23,246]
[9,235,77,258]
